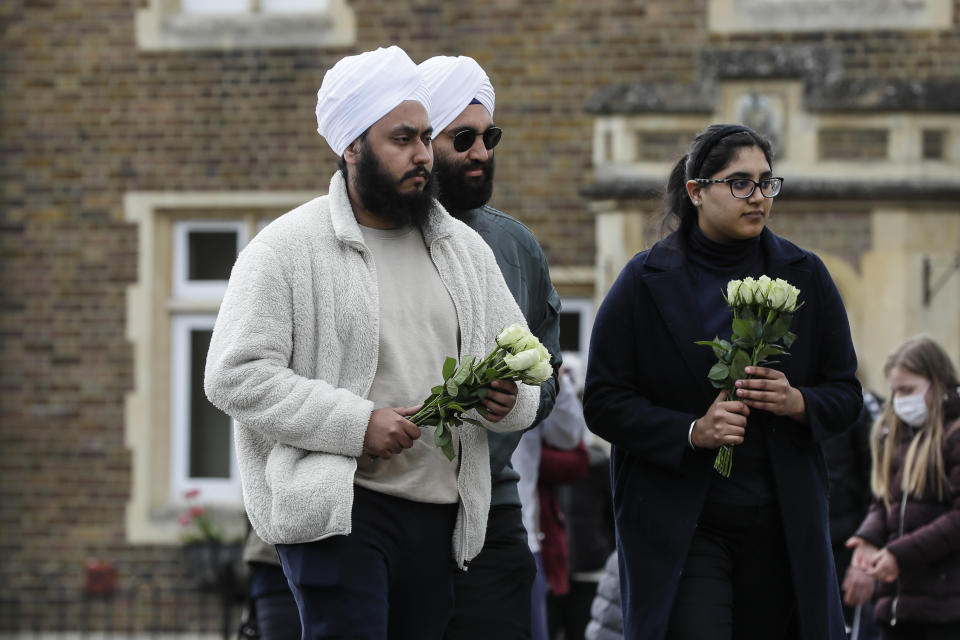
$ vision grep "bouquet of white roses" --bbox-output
[695,276,802,477]
[410,324,553,461]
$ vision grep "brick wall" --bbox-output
[2,0,960,629]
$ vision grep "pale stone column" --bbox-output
[860,209,960,390]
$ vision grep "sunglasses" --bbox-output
[446,126,503,153]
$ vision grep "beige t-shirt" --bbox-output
[354,224,461,503]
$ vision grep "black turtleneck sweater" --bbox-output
[686,225,776,506]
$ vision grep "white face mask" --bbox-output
[893,393,929,427]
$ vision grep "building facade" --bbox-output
[1,0,958,631]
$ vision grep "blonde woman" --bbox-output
[846,336,960,640]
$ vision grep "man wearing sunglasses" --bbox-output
[420,55,563,640]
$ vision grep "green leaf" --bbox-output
[756,345,786,363]
[430,385,444,396]
[695,338,731,361]
[763,314,793,343]
[435,428,452,447]
[446,380,459,396]
[441,443,456,461]
[730,349,750,382]
[442,357,457,380]
[447,403,465,412]
[709,379,728,389]
[453,357,475,385]
[461,417,484,427]
[732,318,761,348]
[707,362,730,383]
[472,387,488,400]
[783,331,797,349]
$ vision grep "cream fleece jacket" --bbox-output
[204,171,538,569]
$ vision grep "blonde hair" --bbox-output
[870,335,960,507]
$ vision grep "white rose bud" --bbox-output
[768,278,789,310]
[504,348,540,372]
[497,324,528,350]
[740,277,758,305]
[726,279,742,306]
[784,284,800,313]
[756,275,773,305]
[522,360,553,384]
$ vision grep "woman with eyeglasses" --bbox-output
[582,124,862,640]
[846,336,960,640]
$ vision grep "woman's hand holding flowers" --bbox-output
[734,366,807,422]
[695,275,803,476]
[692,390,749,449]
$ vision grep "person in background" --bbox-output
[822,383,883,640]
[545,354,616,640]
[584,551,623,640]
[847,335,960,640]
[513,363,586,640]
[583,123,862,640]
[204,45,538,639]
[418,54,563,640]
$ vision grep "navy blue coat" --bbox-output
[583,229,862,640]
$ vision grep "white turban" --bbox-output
[418,55,495,135]
[315,46,431,156]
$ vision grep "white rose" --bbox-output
[739,277,758,305]
[504,348,540,372]
[726,279,743,305]
[756,275,773,305]
[522,359,553,384]
[784,283,800,313]
[497,324,528,350]
[768,278,789,310]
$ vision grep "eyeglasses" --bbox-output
[695,177,784,199]
[446,126,503,153]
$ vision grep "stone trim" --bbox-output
[135,0,356,51]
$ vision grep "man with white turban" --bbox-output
[419,55,563,640]
[205,46,540,639]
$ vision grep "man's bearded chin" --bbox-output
[433,153,495,215]
[354,147,436,228]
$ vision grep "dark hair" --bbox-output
[662,124,774,237]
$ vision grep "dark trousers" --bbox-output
[548,579,599,640]
[445,504,537,640]
[881,620,960,640]
[666,502,799,640]
[248,562,301,640]
[277,486,459,640]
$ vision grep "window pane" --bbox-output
[558,311,582,353]
[261,0,329,12]
[188,231,237,281]
[181,0,248,13]
[189,329,231,478]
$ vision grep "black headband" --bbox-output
[686,124,753,179]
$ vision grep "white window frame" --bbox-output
[559,297,594,362]
[173,219,247,300]
[125,190,315,544]
[170,314,240,504]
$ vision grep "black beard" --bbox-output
[433,152,495,215]
[353,146,436,228]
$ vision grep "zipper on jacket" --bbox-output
[890,490,908,626]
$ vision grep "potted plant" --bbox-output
[178,489,243,593]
